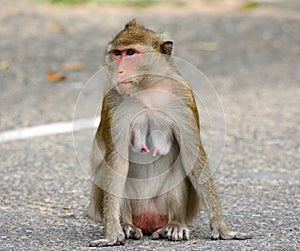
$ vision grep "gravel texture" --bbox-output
[0,0,299,250]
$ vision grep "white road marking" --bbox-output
[0,117,100,143]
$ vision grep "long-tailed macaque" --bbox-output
[88,20,251,247]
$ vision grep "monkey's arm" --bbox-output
[89,96,131,247]
[89,147,130,247]
[189,146,251,240]
[172,94,251,240]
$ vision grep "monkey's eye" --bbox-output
[112,50,121,57]
[126,49,136,56]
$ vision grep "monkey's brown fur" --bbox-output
[112,20,160,49]
[88,20,251,247]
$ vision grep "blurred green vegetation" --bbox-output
[241,1,258,10]
[51,0,86,4]
[41,0,180,7]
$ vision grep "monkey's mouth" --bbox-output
[117,81,133,88]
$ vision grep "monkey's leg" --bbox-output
[201,170,251,240]
[151,185,190,241]
[191,147,252,240]
[121,200,143,240]
[89,195,126,247]
[173,123,251,241]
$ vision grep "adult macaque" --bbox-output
[88,20,251,247]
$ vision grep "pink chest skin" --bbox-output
[132,212,168,234]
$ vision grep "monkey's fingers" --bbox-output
[152,224,190,241]
[151,228,167,240]
[211,230,252,240]
[122,224,143,240]
[221,231,252,240]
[165,225,190,241]
[89,234,126,247]
[89,239,110,247]
[183,228,190,240]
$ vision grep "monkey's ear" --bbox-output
[160,41,173,55]
[107,43,112,53]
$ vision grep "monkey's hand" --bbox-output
[122,223,143,239]
[151,223,189,241]
[89,227,126,247]
[211,225,251,240]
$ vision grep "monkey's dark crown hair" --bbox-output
[111,19,161,50]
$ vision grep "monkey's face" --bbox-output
[108,45,145,93]
[106,44,171,96]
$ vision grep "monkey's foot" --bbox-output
[211,230,252,240]
[151,223,189,241]
[89,231,125,247]
[122,223,143,239]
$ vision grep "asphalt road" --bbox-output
[0,1,299,250]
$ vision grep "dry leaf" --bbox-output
[0,60,10,70]
[48,22,66,33]
[47,70,66,83]
[61,61,84,71]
